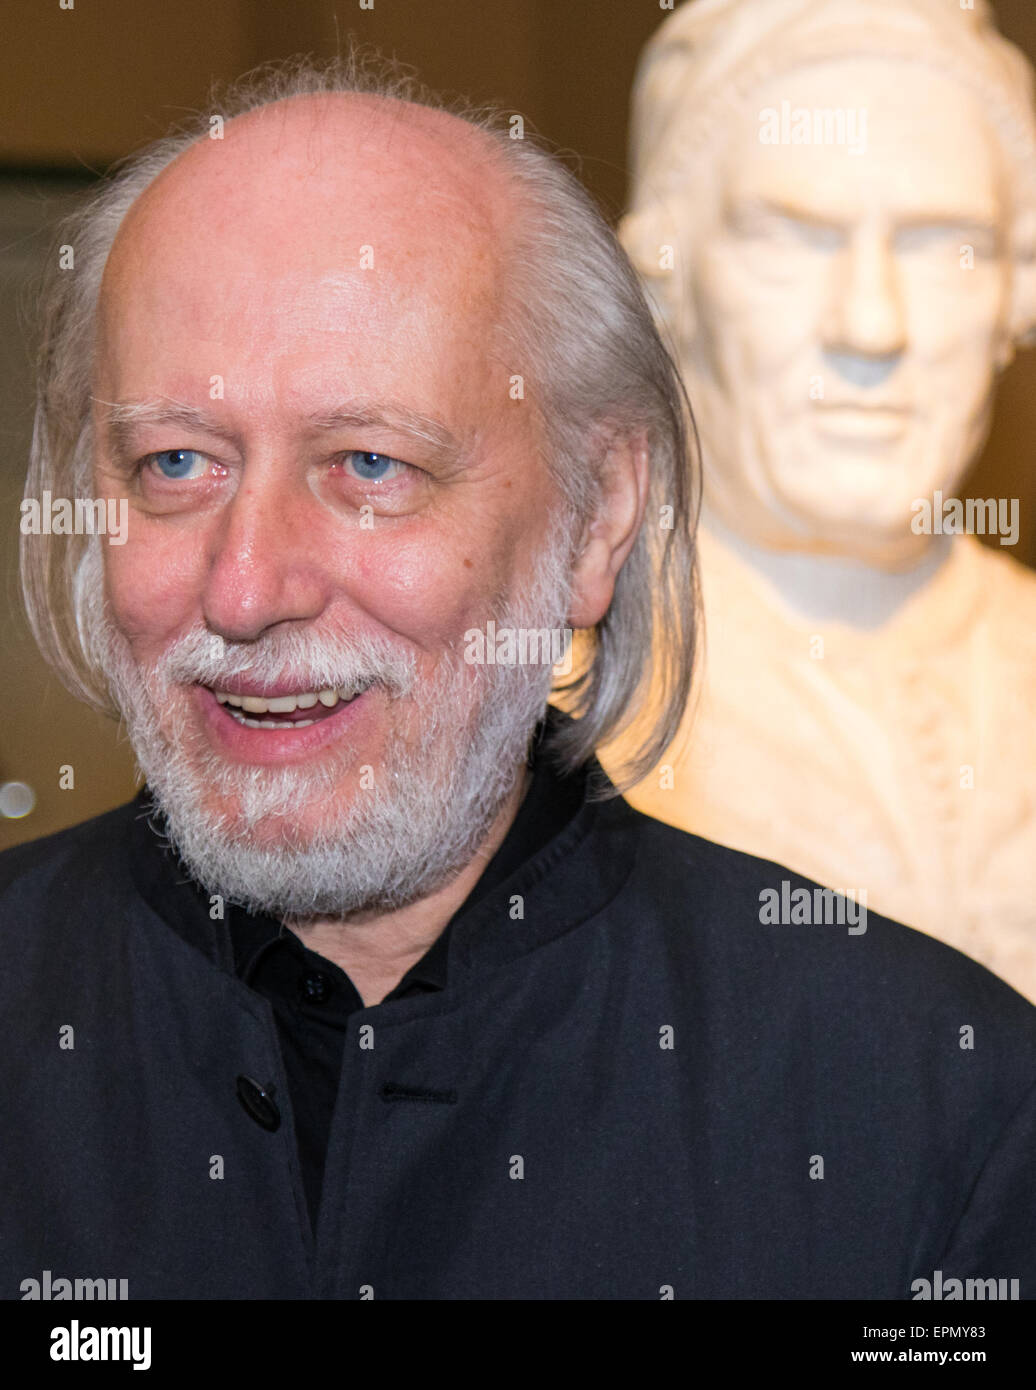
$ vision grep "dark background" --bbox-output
[2,0,1034,846]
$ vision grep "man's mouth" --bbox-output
[209,682,371,729]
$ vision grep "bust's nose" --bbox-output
[821,225,908,361]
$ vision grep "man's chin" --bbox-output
[141,740,511,922]
[193,789,357,851]
[149,794,411,920]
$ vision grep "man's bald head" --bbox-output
[94,91,529,553]
[24,53,698,799]
[97,92,525,459]
[102,90,517,339]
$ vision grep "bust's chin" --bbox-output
[701,490,942,573]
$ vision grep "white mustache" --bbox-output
[154,624,418,697]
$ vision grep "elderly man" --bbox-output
[3,58,1036,1301]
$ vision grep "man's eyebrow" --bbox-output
[306,402,466,458]
[95,398,240,453]
[94,397,467,460]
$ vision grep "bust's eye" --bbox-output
[146,449,211,480]
[337,451,407,483]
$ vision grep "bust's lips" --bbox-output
[812,403,911,442]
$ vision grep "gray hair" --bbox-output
[20,50,699,796]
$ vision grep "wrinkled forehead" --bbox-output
[97,93,513,358]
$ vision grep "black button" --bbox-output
[299,971,331,1005]
[236,1075,280,1131]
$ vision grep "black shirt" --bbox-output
[128,712,584,1234]
[6,717,1036,1297]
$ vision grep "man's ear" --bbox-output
[567,430,650,630]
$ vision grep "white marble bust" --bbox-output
[604,0,1036,1000]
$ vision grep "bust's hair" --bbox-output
[20,50,699,796]
[623,0,1036,348]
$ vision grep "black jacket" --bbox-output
[2,755,1035,1300]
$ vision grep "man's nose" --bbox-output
[821,225,908,361]
[201,469,333,643]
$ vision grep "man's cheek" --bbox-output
[104,539,202,645]
[352,533,498,636]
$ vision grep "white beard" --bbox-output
[78,528,575,920]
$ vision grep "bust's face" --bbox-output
[675,57,1012,566]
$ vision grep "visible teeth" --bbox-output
[213,682,370,715]
[224,708,317,730]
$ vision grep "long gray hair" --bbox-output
[20,50,700,796]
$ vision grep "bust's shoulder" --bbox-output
[962,534,1036,641]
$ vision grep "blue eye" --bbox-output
[150,449,209,480]
[342,451,404,482]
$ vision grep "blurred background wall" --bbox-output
[3,0,1035,847]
